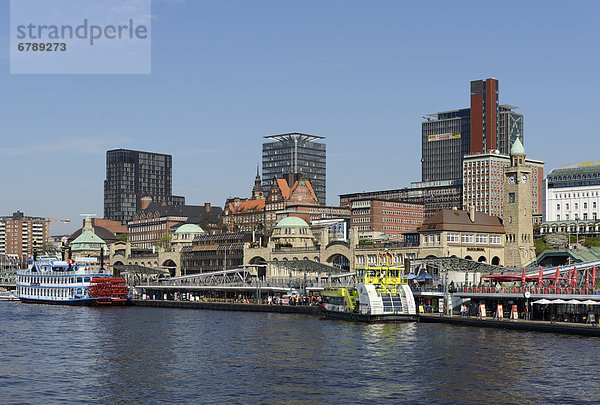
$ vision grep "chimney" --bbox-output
[469,205,476,223]
[141,196,152,210]
[204,202,211,213]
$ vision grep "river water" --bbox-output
[1,302,599,404]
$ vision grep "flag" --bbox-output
[538,266,543,287]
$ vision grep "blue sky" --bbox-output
[1,0,599,235]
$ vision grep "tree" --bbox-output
[157,232,172,251]
[40,241,59,255]
[545,233,568,248]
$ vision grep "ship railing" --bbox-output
[17,269,110,276]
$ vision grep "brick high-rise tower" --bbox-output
[470,78,499,154]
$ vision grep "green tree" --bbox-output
[157,232,172,251]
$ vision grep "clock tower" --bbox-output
[503,138,535,267]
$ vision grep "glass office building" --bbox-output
[262,133,326,204]
[421,109,471,182]
[104,149,184,224]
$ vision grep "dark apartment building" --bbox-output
[104,149,185,224]
[262,133,326,204]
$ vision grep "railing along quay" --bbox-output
[457,285,597,296]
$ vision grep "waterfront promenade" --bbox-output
[132,298,320,315]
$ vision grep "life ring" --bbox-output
[391,278,397,283]
[368,278,374,283]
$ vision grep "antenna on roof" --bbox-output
[492,58,495,78]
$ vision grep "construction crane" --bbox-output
[45,218,71,223]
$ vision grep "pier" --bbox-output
[419,313,600,337]
[132,299,320,315]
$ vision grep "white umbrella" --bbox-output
[533,299,552,305]
[565,299,582,305]
[551,299,567,304]
[581,300,600,305]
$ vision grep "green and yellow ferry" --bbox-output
[318,266,417,322]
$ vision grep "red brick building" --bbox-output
[278,204,351,226]
[350,199,425,240]
[128,201,222,249]
[223,173,323,234]
[0,211,49,260]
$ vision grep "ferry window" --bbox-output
[77,277,83,283]
[84,277,90,282]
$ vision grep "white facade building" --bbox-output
[545,162,600,223]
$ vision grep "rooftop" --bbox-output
[418,209,505,234]
[263,133,325,142]
[275,216,309,228]
[174,223,205,234]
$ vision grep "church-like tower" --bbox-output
[503,138,536,267]
[252,166,264,199]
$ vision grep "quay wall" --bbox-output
[132,299,321,315]
[419,314,600,337]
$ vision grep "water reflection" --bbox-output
[1,303,600,404]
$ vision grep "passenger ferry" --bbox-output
[16,258,130,305]
[319,266,417,322]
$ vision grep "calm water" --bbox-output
[1,302,599,404]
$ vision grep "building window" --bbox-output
[447,233,459,243]
[490,235,501,244]
[476,235,488,244]
[508,193,515,203]
[556,204,560,211]
[462,234,474,244]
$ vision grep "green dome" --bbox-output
[275,216,309,228]
[510,137,525,156]
[174,223,205,234]
[71,230,106,251]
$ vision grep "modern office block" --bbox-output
[262,133,326,204]
[104,149,184,224]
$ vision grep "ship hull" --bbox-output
[319,306,418,323]
[19,297,130,306]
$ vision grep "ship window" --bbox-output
[77,277,83,283]
[84,277,90,282]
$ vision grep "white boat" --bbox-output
[0,288,19,301]
[16,258,130,305]
[319,266,417,322]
